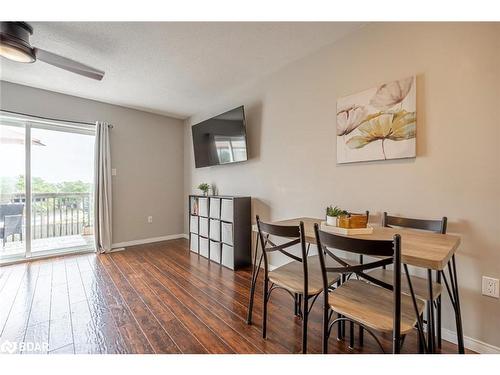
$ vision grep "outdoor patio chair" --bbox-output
[0,203,24,247]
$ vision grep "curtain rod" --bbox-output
[0,109,113,128]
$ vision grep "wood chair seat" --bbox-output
[328,279,425,335]
[269,256,340,296]
[368,268,442,301]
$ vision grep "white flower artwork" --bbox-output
[336,76,417,164]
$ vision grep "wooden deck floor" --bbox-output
[0,239,468,354]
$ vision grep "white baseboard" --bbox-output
[441,328,499,354]
[181,233,189,239]
[112,234,186,249]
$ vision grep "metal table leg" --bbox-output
[349,321,354,349]
[440,255,465,354]
[427,269,435,353]
[436,270,442,349]
[404,264,428,353]
[246,234,262,324]
[450,256,465,353]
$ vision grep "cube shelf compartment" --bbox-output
[189,195,251,270]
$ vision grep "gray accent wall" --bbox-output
[1,80,185,246]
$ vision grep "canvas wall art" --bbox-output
[336,76,416,164]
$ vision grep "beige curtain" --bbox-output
[94,121,112,253]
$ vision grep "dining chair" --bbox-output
[314,223,426,353]
[368,212,446,351]
[255,215,340,353]
[323,210,370,345]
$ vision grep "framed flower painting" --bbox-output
[336,76,416,164]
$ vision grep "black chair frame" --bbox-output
[382,212,447,352]
[256,215,320,354]
[0,203,25,247]
[314,223,425,354]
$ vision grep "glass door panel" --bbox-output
[30,126,95,256]
[0,121,27,260]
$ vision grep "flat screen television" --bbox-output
[191,106,248,168]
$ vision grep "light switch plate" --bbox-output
[482,276,499,298]
[111,168,117,176]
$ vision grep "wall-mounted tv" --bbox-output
[191,106,248,168]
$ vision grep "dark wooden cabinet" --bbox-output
[188,195,251,270]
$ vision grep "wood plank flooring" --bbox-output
[0,239,470,354]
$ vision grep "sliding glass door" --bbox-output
[0,112,96,262]
[0,121,27,259]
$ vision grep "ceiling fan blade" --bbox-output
[34,47,105,81]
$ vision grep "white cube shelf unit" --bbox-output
[189,195,251,270]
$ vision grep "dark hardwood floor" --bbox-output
[0,239,469,354]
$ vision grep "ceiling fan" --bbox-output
[0,22,105,81]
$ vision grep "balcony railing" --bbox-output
[1,192,93,241]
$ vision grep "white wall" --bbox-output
[184,23,500,350]
[1,81,185,246]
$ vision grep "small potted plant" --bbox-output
[325,205,348,226]
[198,183,210,196]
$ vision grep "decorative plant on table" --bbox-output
[198,183,210,196]
[325,205,348,226]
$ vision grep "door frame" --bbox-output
[25,122,32,259]
[1,114,96,264]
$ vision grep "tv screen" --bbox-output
[191,106,248,168]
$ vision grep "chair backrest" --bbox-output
[4,214,23,236]
[383,212,447,234]
[0,203,24,221]
[314,223,400,288]
[256,215,309,291]
[314,223,402,345]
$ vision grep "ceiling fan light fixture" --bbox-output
[0,21,105,80]
[0,22,35,63]
[0,41,35,63]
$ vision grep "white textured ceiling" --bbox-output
[0,22,364,118]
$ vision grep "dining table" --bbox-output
[246,217,465,354]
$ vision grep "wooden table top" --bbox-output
[253,217,461,270]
